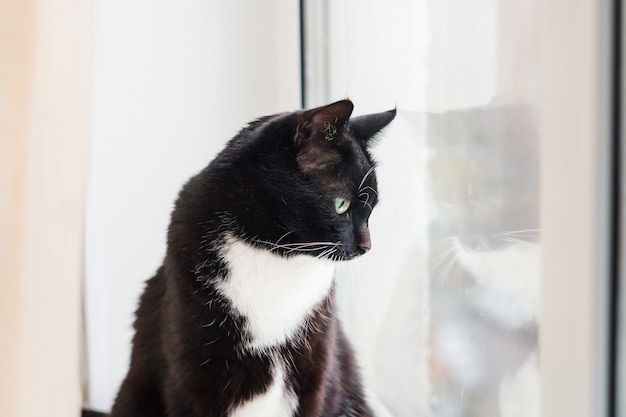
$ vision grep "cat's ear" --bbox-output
[350,108,397,146]
[295,100,354,145]
[294,100,354,173]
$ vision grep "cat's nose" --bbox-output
[356,226,371,254]
[357,241,371,254]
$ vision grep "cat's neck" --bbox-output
[216,236,336,352]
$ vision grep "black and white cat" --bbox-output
[109,100,395,417]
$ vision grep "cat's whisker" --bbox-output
[276,230,294,244]
[311,248,331,263]
[284,243,340,256]
[502,234,541,242]
[252,239,340,250]
[201,318,217,328]
[358,165,376,190]
[429,245,457,270]
[434,250,459,298]
[452,262,465,289]
[204,338,220,346]
[359,186,378,197]
[293,243,340,251]
[222,377,231,394]
[291,243,341,275]
[498,228,541,237]
[440,255,457,282]
[504,237,530,246]
[318,247,337,260]
[429,245,454,268]
[359,198,373,211]
[505,228,541,234]
[358,191,374,211]
[326,245,342,260]
[248,235,344,261]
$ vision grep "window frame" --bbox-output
[538,0,615,416]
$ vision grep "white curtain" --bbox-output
[0,0,93,416]
[83,1,302,411]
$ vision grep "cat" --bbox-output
[108,99,396,417]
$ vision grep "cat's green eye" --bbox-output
[334,197,351,215]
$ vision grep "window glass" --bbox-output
[303,1,541,416]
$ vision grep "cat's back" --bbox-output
[109,268,167,417]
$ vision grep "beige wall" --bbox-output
[0,0,92,416]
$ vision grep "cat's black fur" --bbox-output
[109,100,395,417]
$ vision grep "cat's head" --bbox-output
[189,100,395,262]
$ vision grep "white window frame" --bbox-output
[539,0,613,416]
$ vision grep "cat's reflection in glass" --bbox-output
[427,98,540,417]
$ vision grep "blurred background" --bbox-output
[0,1,620,417]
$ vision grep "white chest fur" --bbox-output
[229,363,298,417]
[217,237,335,351]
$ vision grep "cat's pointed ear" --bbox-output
[294,100,354,146]
[294,100,354,174]
[350,108,397,146]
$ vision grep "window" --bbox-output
[302,1,614,416]
[82,1,616,415]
